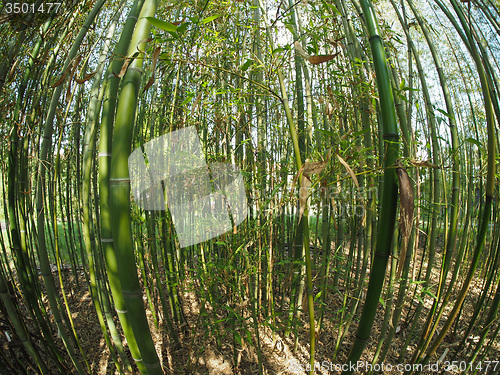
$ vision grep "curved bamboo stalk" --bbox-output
[98,1,151,373]
[5,11,68,370]
[80,5,128,370]
[0,264,47,373]
[257,0,316,371]
[34,2,105,373]
[419,0,497,365]
[405,0,460,360]
[342,0,399,371]
[109,0,162,373]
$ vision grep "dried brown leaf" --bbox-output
[7,57,19,83]
[65,81,73,102]
[52,55,81,88]
[136,39,154,54]
[143,47,161,93]
[113,52,139,78]
[337,154,359,189]
[74,71,97,84]
[138,38,154,45]
[410,159,439,169]
[51,74,68,88]
[326,36,345,47]
[396,166,414,279]
[303,160,327,179]
[115,58,132,78]
[340,130,352,141]
[327,85,335,98]
[298,175,311,224]
[172,18,185,26]
[143,76,155,93]
[191,91,203,116]
[308,52,340,65]
[65,56,82,102]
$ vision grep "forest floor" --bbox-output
[2,239,499,374]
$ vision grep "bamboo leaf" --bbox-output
[272,47,285,55]
[179,93,194,106]
[314,291,323,301]
[240,59,253,72]
[318,128,334,137]
[464,137,485,153]
[177,22,188,33]
[146,17,178,32]
[323,0,340,14]
[352,128,370,137]
[246,330,252,345]
[234,331,242,346]
[201,14,221,24]
[435,107,454,119]
[379,297,386,309]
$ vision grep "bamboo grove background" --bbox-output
[0,0,499,373]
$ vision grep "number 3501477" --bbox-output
[4,3,62,14]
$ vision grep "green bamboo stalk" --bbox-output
[336,0,375,331]
[257,0,316,371]
[53,103,91,370]
[405,0,460,359]
[98,1,150,372]
[379,0,444,362]
[371,228,399,368]
[34,2,105,373]
[419,0,496,364]
[5,12,68,370]
[80,6,129,370]
[109,0,162,373]
[0,0,44,92]
[342,0,399,372]
[0,264,47,373]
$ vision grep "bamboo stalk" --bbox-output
[342,0,399,371]
[109,0,162,373]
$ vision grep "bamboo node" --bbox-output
[122,290,143,298]
[144,361,161,369]
[128,66,143,74]
[109,178,130,184]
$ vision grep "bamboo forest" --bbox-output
[1,0,500,373]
